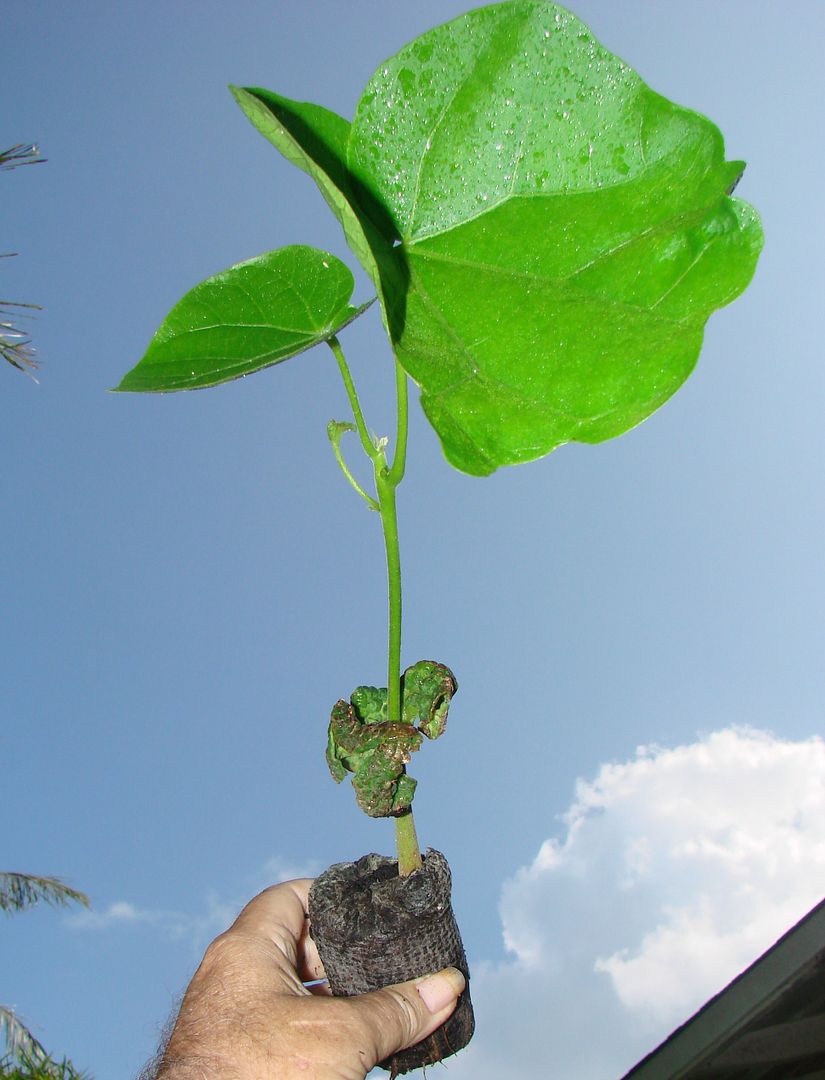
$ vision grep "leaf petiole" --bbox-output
[387,357,408,487]
[328,336,377,463]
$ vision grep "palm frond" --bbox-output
[1,284,43,377]
[2,143,45,376]
[0,875,89,915]
[0,314,40,375]
[0,1008,47,1066]
[0,1011,89,1079]
[0,1046,89,1080]
[0,145,45,172]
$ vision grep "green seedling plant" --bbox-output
[116,1,762,879]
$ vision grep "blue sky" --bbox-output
[3,2,824,1077]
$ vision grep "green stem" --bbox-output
[377,361,419,876]
[375,463,402,726]
[395,810,423,876]
[328,339,420,876]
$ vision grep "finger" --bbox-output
[347,967,466,1066]
[296,929,326,984]
[233,878,313,935]
[230,878,315,972]
[229,878,326,984]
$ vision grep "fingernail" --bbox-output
[416,967,466,1014]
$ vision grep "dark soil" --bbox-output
[308,848,474,1075]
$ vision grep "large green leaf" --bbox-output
[143,2,762,469]
[115,246,370,392]
[342,1,763,474]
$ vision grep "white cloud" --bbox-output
[68,854,319,954]
[70,902,151,928]
[63,739,825,1079]
[68,897,225,946]
[447,726,825,1080]
[256,855,319,889]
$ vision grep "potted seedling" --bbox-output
[116,1,762,1073]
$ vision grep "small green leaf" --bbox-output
[346,1,764,474]
[327,419,357,442]
[115,246,370,392]
[326,698,422,817]
[400,660,457,739]
[350,684,389,725]
[325,662,457,817]
[326,702,353,779]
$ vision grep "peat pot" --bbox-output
[308,848,474,1075]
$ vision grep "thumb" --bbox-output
[348,966,466,1067]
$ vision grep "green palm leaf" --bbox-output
[0,1009,89,1078]
[0,146,44,172]
[1,144,45,376]
[0,1008,46,1066]
[0,874,89,915]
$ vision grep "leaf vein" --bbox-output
[410,248,695,326]
[179,322,314,336]
[408,271,579,422]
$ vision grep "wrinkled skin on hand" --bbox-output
[326,661,457,817]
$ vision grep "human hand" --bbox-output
[152,878,466,1080]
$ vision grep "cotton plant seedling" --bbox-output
[117,0,761,1066]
